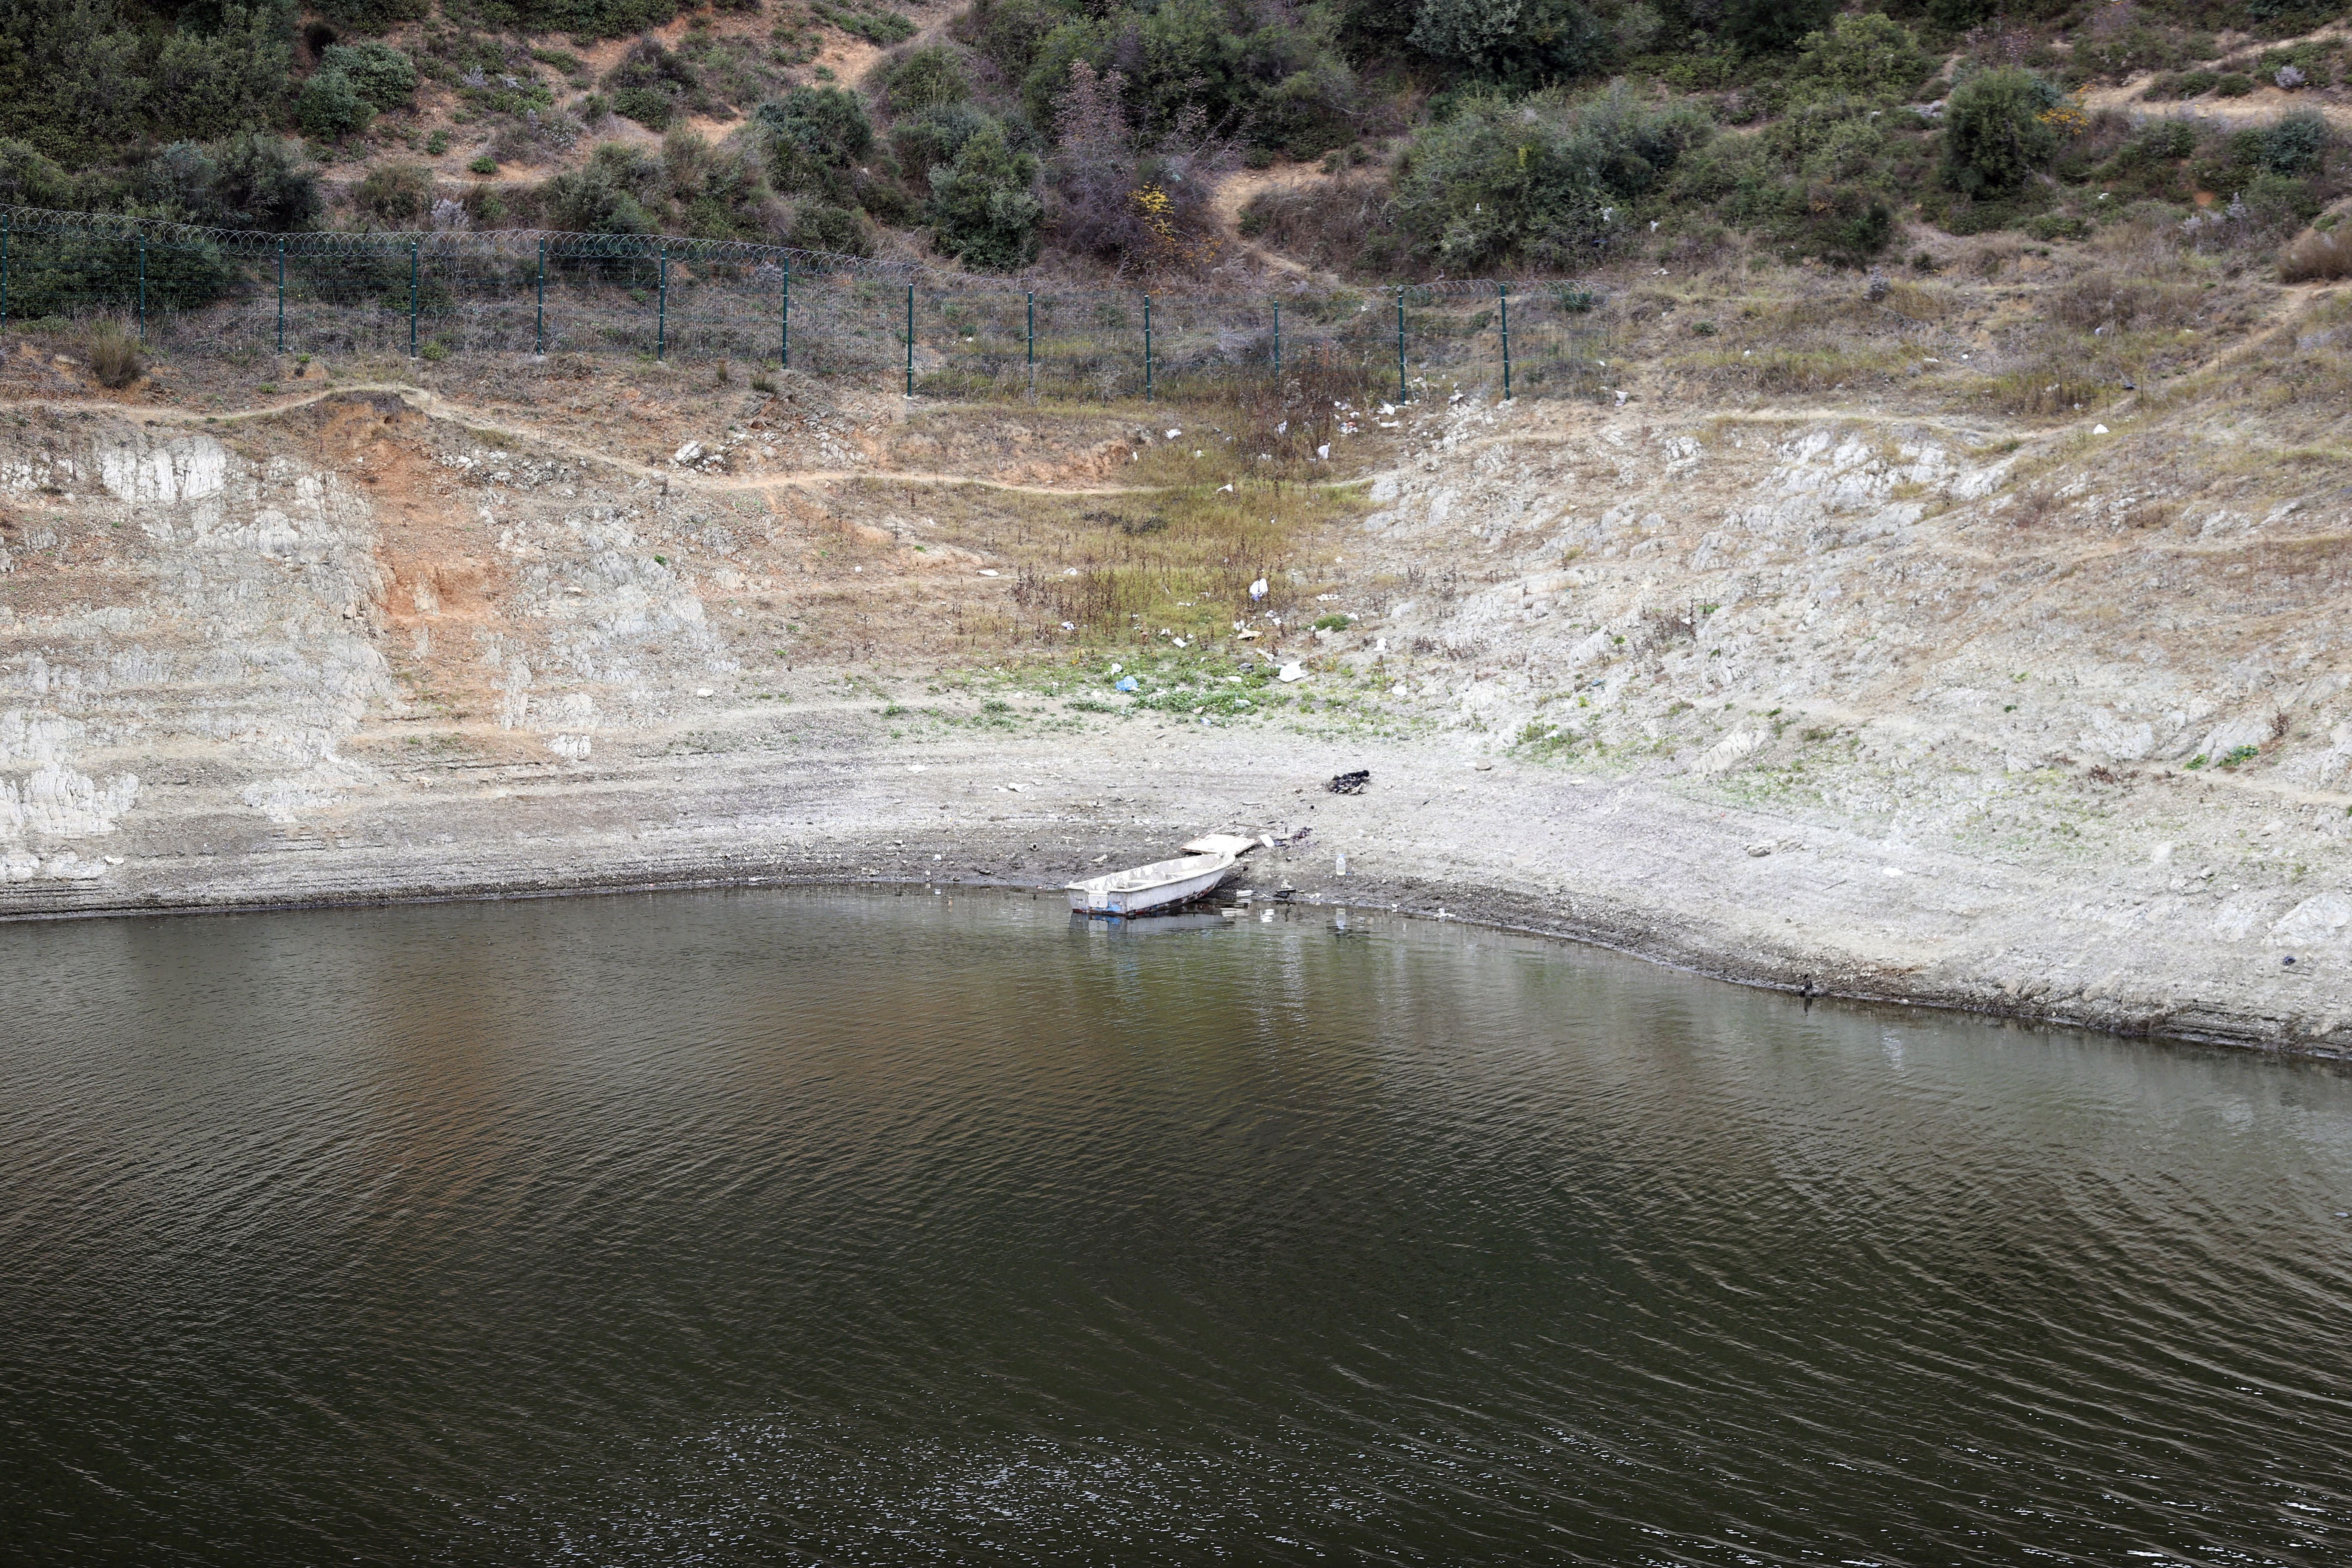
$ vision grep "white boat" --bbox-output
[1066,850,1238,916]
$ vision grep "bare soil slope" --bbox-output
[7,307,2352,1055]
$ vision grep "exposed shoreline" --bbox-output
[8,715,2346,1062]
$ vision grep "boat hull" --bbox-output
[1065,852,1236,916]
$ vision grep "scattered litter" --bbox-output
[1316,444,1330,461]
[1327,769,1370,795]
[1277,663,1308,683]
[695,687,715,698]
[1883,866,1904,877]
[1115,676,1139,692]
[1218,483,1234,493]
[907,764,926,772]
[1237,629,1260,640]
[673,441,703,464]
[1472,759,1492,771]
[1335,853,1348,876]
[2092,424,2110,435]
[1184,833,1259,856]
[1249,577,1268,600]
[1378,403,1395,416]
[1061,621,1075,630]
[980,569,1000,577]
[1746,842,1773,858]
[1166,428,1181,439]
[1107,662,1123,673]
[1172,637,1188,648]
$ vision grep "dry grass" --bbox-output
[1697,346,1908,392]
[1236,178,1403,275]
[2280,228,2352,282]
[87,322,144,389]
[2049,271,2210,332]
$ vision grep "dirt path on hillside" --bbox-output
[1208,165,1339,284]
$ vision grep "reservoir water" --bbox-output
[5,888,2351,1565]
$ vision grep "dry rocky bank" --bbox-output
[5,365,2352,1059]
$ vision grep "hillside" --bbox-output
[9,0,2352,294]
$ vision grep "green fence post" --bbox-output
[535,239,545,355]
[656,245,668,361]
[1395,285,1406,403]
[903,282,914,396]
[3,214,11,335]
[780,257,789,370]
[408,241,419,358]
[137,233,147,340]
[275,239,285,353]
[1025,290,1034,396]
[1143,294,1152,403]
[1272,301,1280,387]
[1499,280,1510,401]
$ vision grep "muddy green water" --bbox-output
[5,889,2351,1565]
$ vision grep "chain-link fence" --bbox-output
[0,205,1613,404]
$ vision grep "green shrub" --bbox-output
[894,102,994,177]
[611,87,674,129]
[1723,0,1835,55]
[2261,109,2330,176]
[812,1,915,46]
[787,200,874,254]
[208,132,320,229]
[468,153,499,174]
[319,41,417,109]
[2239,172,2321,232]
[927,122,1042,269]
[2213,73,2256,98]
[883,44,970,113]
[352,162,432,224]
[756,85,874,165]
[540,147,658,233]
[151,2,297,142]
[1407,0,1610,90]
[0,231,233,318]
[2027,211,2089,241]
[605,39,700,129]
[297,67,375,140]
[961,0,1060,81]
[0,139,70,208]
[855,164,918,225]
[1941,67,2063,197]
[1393,85,1713,270]
[320,0,429,32]
[426,129,450,156]
[1792,11,1929,102]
